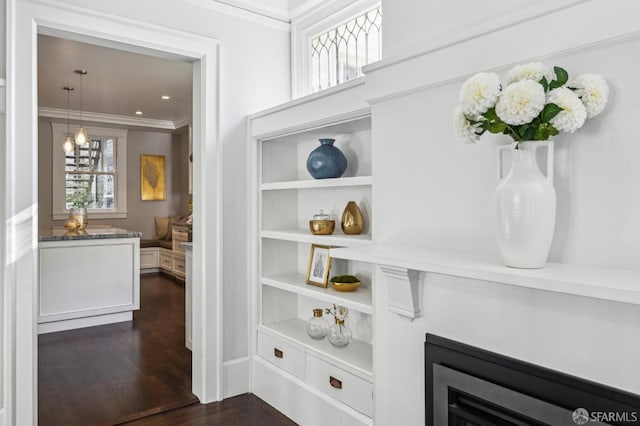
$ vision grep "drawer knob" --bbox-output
[329,376,342,389]
[274,348,283,359]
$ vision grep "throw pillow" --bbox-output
[165,216,177,241]
[154,216,170,240]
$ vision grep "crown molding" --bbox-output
[182,0,291,31]
[38,107,187,130]
[217,0,289,21]
[173,117,193,129]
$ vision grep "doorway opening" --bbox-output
[5,4,222,424]
[37,34,198,425]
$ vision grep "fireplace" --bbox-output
[425,334,640,425]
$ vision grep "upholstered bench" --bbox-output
[140,216,191,279]
[140,239,173,250]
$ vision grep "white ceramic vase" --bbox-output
[495,141,556,269]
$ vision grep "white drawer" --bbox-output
[305,354,373,417]
[173,257,186,276]
[172,231,189,242]
[257,331,305,379]
[159,252,173,270]
[140,249,158,269]
[173,238,186,253]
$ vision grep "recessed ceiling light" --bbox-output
[161,95,171,100]
[135,111,143,115]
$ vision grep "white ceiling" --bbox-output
[38,35,193,128]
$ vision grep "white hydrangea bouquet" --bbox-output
[454,62,609,145]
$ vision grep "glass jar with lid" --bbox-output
[306,308,329,339]
[309,209,335,235]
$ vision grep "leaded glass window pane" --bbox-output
[310,6,382,93]
[65,137,116,209]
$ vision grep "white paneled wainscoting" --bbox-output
[354,1,640,424]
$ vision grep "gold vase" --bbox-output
[341,201,364,235]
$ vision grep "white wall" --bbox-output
[1,0,6,418]
[369,0,640,424]
[381,0,552,58]
[34,0,291,364]
[0,0,4,79]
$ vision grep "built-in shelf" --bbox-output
[262,229,372,247]
[261,176,372,191]
[262,274,373,314]
[260,319,373,381]
[330,245,640,306]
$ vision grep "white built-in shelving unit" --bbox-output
[250,81,374,425]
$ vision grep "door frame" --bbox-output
[3,1,224,424]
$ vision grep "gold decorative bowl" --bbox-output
[309,219,335,235]
[330,281,361,292]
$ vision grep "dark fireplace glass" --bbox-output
[448,390,547,426]
[426,334,640,426]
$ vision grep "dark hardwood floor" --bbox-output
[39,274,197,426]
[124,393,297,426]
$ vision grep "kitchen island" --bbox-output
[38,227,142,334]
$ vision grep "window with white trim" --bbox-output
[52,123,128,220]
[292,0,382,97]
[310,6,382,93]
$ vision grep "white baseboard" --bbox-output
[37,312,133,334]
[140,268,160,274]
[223,357,251,398]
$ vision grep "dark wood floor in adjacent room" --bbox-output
[39,273,294,426]
[39,274,197,426]
[124,393,297,426]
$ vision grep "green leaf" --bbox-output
[523,126,536,141]
[536,126,550,141]
[483,107,498,121]
[535,123,560,140]
[539,76,549,92]
[485,121,507,134]
[515,125,527,139]
[541,103,563,122]
[549,66,569,90]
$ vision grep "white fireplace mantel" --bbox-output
[330,245,640,320]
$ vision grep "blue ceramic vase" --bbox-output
[306,139,348,179]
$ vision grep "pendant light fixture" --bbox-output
[62,86,75,153]
[74,69,89,145]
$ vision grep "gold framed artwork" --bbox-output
[306,244,332,288]
[140,154,166,201]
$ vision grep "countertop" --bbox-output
[180,242,193,250]
[39,227,142,242]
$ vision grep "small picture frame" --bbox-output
[306,244,332,288]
